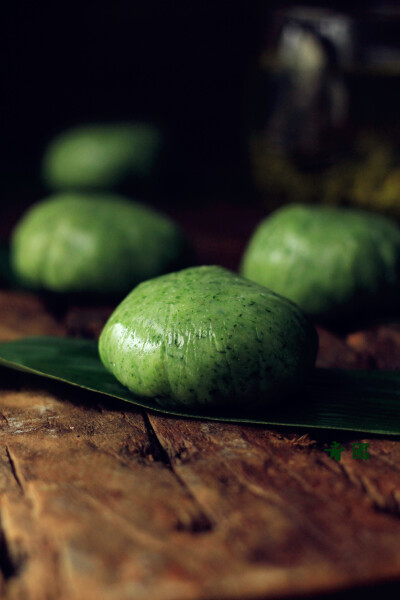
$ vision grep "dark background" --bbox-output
[2,1,264,202]
[1,0,376,211]
[0,2,362,196]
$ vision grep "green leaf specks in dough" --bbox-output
[99,266,318,409]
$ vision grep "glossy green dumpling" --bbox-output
[99,266,318,409]
[241,204,400,323]
[42,123,163,190]
[11,193,190,294]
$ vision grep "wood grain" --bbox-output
[0,292,64,342]
[0,294,400,599]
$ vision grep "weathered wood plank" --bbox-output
[0,387,213,600]
[147,415,400,598]
[0,292,64,342]
[0,291,400,598]
[316,327,372,369]
[347,325,400,370]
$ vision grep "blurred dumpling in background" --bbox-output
[241,204,400,325]
[11,192,192,295]
[42,123,164,192]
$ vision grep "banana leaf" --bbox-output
[0,335,399,435]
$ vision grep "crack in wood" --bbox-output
[0,510,24,583]
[145,414,215,533]
[337,460,372,493]
[142,412,173,466]
[236,432,348,509]
[0,519,17,581]
[5,446,25,495]
[0,411,10,427]
[75,486,171,550]
[337,460,400,519]
[369,448,400,474]
[220,458,347,558]
[0,411,9,426]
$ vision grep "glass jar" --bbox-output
[248,5,400,215]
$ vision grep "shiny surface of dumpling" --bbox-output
[12,193,190,294]
[241,204,400,323]
[99,266,318,408]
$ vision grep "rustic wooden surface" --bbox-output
[0,199,399,600]
[0,291,399,600]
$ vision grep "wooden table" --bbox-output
[1,203,400,599]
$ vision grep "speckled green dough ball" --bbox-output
[241,204,400,323]
[99,266,318,409]
[11,193,189,294]
[42,123,163,190]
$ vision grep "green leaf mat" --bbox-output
[0,336,399,435]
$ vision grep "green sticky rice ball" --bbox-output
[99,266,318,409]
[241,204,400,323]
[42,123,163,191]
[11,193,190,294]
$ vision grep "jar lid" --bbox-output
[267,5,400,73]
